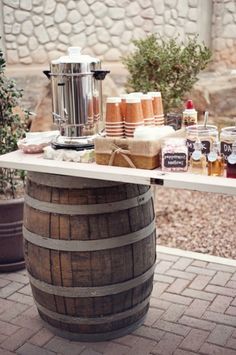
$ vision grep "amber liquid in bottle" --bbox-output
[189,141,207,174]
[207,142,224,177]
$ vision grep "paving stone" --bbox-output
[205,285,236,297]
[225,305,236,316]
[152,283,169,298]
[0,320,20,336]
[156,253,179,262]
[1,327,37,351]
[7,293,34,305]
[0,299,17,314]
[162,304,186,322]
[0,273,29,285]
[159,293,193,306]
[126,337,157,355]
[103,342,130,354]
[17,342,56,355]
[0,334,7,343]
[191,260,208,268]
[155,261,173,274]
[18,285,32,296]
[113,334,139,347]
[207,324,234,346]
[182,289,216,301]
[151,333,183,355]
[172,258,193,271]
[80,349,102,355]
[44,336,86,354]
[210,272,232,286]
[10,314,43,331]
[0,279,11,288]
[203,311,236,327]
[153,319,191,337]
[28,327,54,346]
[165,270,196,281]
[189,275,212,290]
[199,342,236,355]
[133,325,164,342]
[186,266,216,276]
[179,315,216,331]
[184,299,210,318]
[180,328,210,351]
[0,282,24,299]
[149,298,171,310]
[0,303,29,322]
[0,349,15,355]
[231,273,236,281]
[144,308,164,326]
[167,279,190,294]
[209,295,233,313]
[226,337,236,350]
[226,281,236,289]
[153,274,175,284]
[207,263,236,274]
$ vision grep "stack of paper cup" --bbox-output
[87,95,94,125]
[141,94,155,126]
[120,94,130,121]
[105,97,124,138]
[148,91,164,126]
[125,97,144,138]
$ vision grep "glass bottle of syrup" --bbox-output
[207,141,224,177]
[189,140,207,174]
[227,142,236,178]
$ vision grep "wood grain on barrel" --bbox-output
[23,173,156,340]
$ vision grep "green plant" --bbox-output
[122,34,211,113]
[0,47,29,198]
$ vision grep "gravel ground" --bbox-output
[154,187,236,260]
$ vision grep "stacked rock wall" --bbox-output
[2,0,210,65]
[212,0,236,70]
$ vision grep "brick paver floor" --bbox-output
[0,246,235,355]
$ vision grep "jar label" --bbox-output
[163,153,187,168]
[228,154,236,165]
[220,141,232,160]
[192,150,201,161]
[186,139,211,156]
[208,152,217,162]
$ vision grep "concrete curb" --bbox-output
[157,245,236,267]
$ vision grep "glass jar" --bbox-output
[186,125,218,157]
[220,126,236,161]
[161,138,188,172]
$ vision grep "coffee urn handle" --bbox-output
[91,69,110,80]
[43,70,51,79]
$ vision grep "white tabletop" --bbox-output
[0,150,236,196]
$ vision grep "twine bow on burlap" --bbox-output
[108,144,136,168]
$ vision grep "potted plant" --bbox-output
[122,34,211,114]
[0,47,29,271]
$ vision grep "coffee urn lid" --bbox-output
[51,47,99,65]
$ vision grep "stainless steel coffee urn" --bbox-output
[44,47,109,148]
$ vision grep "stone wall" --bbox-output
[2,0,211,65]
[212,0,236,70]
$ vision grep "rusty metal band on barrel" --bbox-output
[23,218,156,251]
[27,262,155,297]
[35,296,150,324]
[24,187,152,215]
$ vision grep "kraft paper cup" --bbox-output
[125,97,144,124]
[105,97,123,123]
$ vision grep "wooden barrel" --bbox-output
[0,198,25,272]
[23,172,156,341]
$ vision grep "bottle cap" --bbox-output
[186,100,194,109]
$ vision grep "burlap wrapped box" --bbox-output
[95,129,185,170]
[95,137,162,169]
